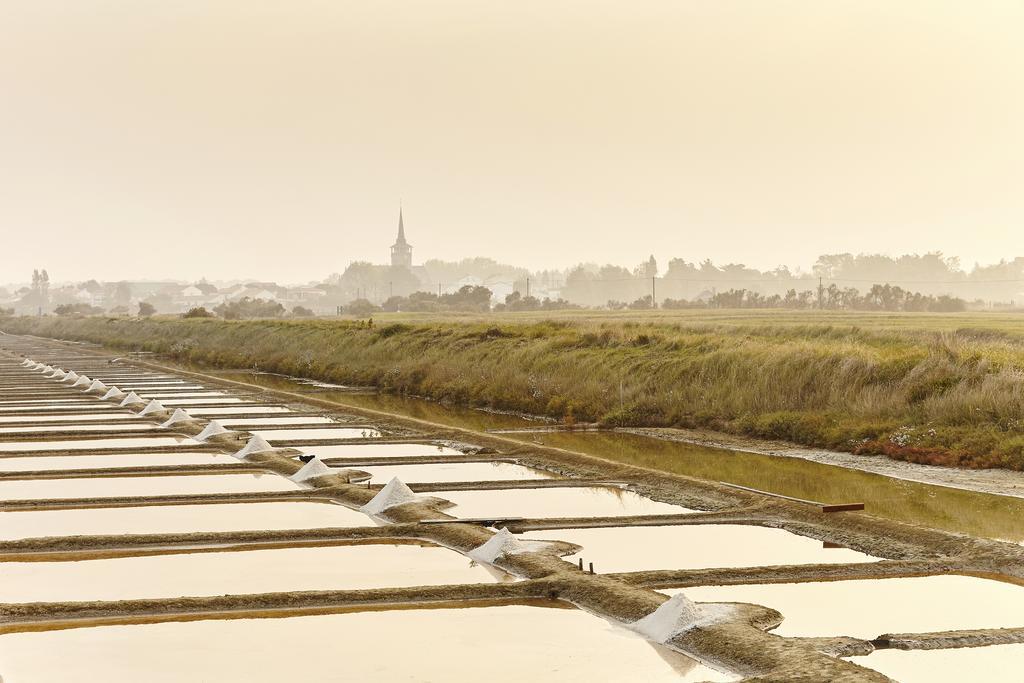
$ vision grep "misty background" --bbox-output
[1,1,1021,307]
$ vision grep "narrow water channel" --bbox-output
[201,369,1024,543]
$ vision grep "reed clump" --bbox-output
[5,313,1024,470]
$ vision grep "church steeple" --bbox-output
[396,208,407,244]
[390,207,413,268]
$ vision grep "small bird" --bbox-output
[298,455,316,463]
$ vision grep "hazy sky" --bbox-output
[1,1,1021,283]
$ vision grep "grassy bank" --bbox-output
[3,312,1024,470]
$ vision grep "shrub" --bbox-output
[54,303,103,316]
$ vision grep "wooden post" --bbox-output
[589,562,595,574]
[578,558,583,570]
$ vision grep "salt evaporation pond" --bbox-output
[367,461,556,483]
[189,406,292,415]
[0,501,367,540]
[0,436,191,452]
[312,443,464,458]
[0,404,115,412]
[433,487,691,518]
[0,452,240,471]
[0,423,154,434]
[222,416,337,426]
[0,399,94,405]
[0,604,736,683]
[255,427,381,440]
[134,391,232,399]
[0,413,136,423]
[0,473,298,500]
[849,644,1024,683]
[518,525,875,571]
[0,543,507,602]
[671,575,1024,638]
[160,397,250,405]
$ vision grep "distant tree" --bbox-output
[0,307,14,317]
[109,305,130,315]
[214,298,285,320]
[80,279,103,295]
[291,305,315,317]
[627,295,653,310]
[138,301,156,317]
[634,255,658,278]
[183,306,214,318]
[54,303,102,316]
[345,298,380,317]
[439,285,492,312]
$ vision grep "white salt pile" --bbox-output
[102,386,126,401]
[360,477,422,516]
[61,371,79,384]
[232,435,275,460]
[159,408,192,428]
[39,365,53,374]
[138,399,167,416]
[86,379,108,394]
[193,420,229,442]
[20,359,32,367]
[119,391,145,407]
[468,527,553,565]
[71,375,92,388]
[629,594,729,643]
[289,457,334,484]
[44,367,63,378]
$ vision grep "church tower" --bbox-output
[390,208,413,268]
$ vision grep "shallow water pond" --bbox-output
[0,473,297,500]
[528,431,1024,544]
[0,501,367,540]
[0,423,153,434]
[0,404,121,412]
[222,416,337,426]
[0,542,509,602]
[367,461,556,483]
[432,487,692,519]
[0,452,240,471]
[254,427,381,441]
[0,603,736,682]
[0,398,93,405]
[310,443,464,458]
[671,575,1024,638]
[189,406,292,415]
[850,644,1024,682]
[159,397,251,406]
[0,413,136,424]
[133,391,231,399]
[0,436,191,452]
[518,524,875,572]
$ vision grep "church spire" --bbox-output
[390,206,413,268]
[396,207,407,244]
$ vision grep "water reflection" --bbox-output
[0,543,510,602]
[529,432,1024,544]
[433,487,692,519]
[850,643,1024,682]
[0,501,367,540]
[0,604,736,682]
[672,575,1024,638]
[519,524,874,572]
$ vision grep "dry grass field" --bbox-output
[4,308,1024,470]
